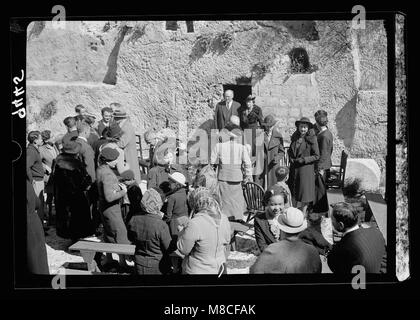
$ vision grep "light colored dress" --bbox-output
[211,137,252,220]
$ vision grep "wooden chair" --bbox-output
[327,150,348,189]
[136,134,150,176]
[242,181,265,223]
[278,146,290,167]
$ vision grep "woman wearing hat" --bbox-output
[96,147,131,267]
[312,110,333,215]
[177,187,231,274]
[287,117,320,216]
[39,130,60,224]
[238,95,264,130]
[166,172,189,237]
[250,207,321,274]
[257,115,285,189]
[238,96,264,176]
[52,141,94,240]
[127,188,173,275]
[254,185,290,253]
[210,122,252,221]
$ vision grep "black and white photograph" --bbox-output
[7,3,413,304]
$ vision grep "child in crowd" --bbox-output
[298,205,333,255]
[270,166,292,209]
[119,170,138,225]
[165,172,189,274]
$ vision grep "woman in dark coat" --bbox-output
[312,110,333,214]
[27,180,50,274]
[127,188,173,275]
[52,141,94,240]
[287,117,320,216]
[254,185,289,253]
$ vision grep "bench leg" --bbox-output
[80,250,100,272]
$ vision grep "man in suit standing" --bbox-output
[214,90,241,131]
[75,122,96,183]
[327,202,386,273]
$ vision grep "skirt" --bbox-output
[217,180,246,221]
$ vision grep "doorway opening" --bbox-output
[222,84,252,107]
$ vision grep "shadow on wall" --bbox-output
[189,32,234,63]
[281,21,320,41]
[103,25,131,85]
[28,21,46,40]
[335,94,357,149]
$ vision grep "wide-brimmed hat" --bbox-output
[245,94,256,102]
[277,207,307,234]
[295,117,313,128]
[262,115,277,128]
[62,141,81,154]
[100,147,120,162]
[168,172,186,186]
[113,108,128,119]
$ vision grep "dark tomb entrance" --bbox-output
[222,84,252,107]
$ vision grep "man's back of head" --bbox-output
[331,202,359,233]
[77,122,91,139]
[63,116,77,132]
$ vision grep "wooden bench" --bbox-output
[365,192,387,245]
[69,241,136,272]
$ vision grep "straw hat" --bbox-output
[277,207,307,234]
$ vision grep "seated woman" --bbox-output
[176,187,231,275]
[127,188,173,275]
[254,185,289,253]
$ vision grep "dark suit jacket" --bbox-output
[254,213,279,253]
[264,128,285,188]
[76,137,96,182]
[316,128,333,171]
[214,100,240,130]
[327,227,386,273]
[250,238,322,274]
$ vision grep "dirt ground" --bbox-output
[45,216,333,275]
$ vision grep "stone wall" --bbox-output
[26,20,387,176]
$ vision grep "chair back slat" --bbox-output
[340,150,348,188]
[243,181,265,211]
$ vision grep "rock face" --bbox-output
[26,20,387,177]
[345,158,382,191]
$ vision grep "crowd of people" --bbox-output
[26,90,386,275]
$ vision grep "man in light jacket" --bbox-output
[112,105,142,184]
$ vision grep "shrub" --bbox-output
[39,100,58,121]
